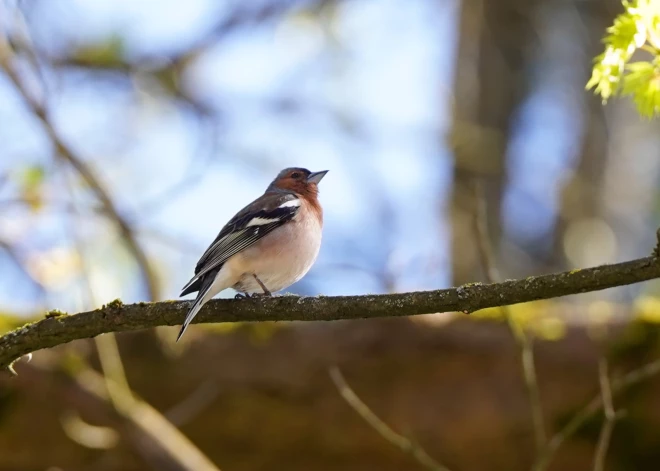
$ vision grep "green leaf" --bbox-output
[20,164,44,189]
[71,35,125,68]
[588,1,660,117]
[587,52,624,100]
[603,5,643,55]
[16,164,45,212]
[622,60,660,117]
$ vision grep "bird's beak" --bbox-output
[307,170,328,184]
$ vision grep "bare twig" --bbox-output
[329,366,451,471]
[61,161,135,404]
[95,333,134,402]
[134,118,219,216]
[60,163,134,445]
[0,36,159,301]
[4,2,49,97]
[165,379,221,426]
[2,253,660,371]
[75,366,221,471]
[53,0,310,72]
[593,359,623,471]
[532,356,660,471]
[57,113,217,470]
[46,1,315,118]
[472,180,546,451]
[59,409,120,450]
[0,238,46,296]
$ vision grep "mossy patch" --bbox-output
[44,309,68,319]
[104,299,124,310]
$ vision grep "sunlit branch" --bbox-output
[74,366,222,471]
[2,252,660,372]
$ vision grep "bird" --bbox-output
[176,167,328,341]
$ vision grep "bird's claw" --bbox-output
[235,274,273,299]
[235,292,274,299]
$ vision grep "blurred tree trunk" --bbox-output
[448,0,538,285]
[551,2,618,270]
[552,101,608,269]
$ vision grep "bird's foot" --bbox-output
[252,274,272,296]
[234,292,251,300]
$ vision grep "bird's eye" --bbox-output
[291,172,301,179]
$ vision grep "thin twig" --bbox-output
[593,359,622,471]
[329,366,451,471]
[532,356,660,471]
[0,238,47,296]
[165,379,221,426]
[472,179,546,451]
[95,334,134,403]
[74,366,221,471]
[55,102,218,470]
[59,409,120,450]
[19,24,211,466]
[0,36,159,301]
[61,161,136,405]
[5,2,49,97]
[67,180,216,469]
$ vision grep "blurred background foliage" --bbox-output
[2,0,660,470]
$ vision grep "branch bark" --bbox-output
[2,255,660,372]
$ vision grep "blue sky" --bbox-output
[1,0,656,317]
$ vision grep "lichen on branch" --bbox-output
[2,255,660,373]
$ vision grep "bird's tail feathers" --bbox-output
[177,280,213,342]
[177,266,229,342]
[180,275,201,297]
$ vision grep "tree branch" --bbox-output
[532,355,660,471]
[72,366,221,471]
[593,359,622,471]
[472,179,546,451]
[2,255,660,372]
[329,366,450,471]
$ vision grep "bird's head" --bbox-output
[268,167,328,197]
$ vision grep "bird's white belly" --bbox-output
[230,216,322,294]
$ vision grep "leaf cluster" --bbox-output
[587,0,660,118]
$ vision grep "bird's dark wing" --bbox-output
[180,192,300,296]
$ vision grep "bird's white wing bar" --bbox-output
[246,217,282,227]
[279,198,301,208]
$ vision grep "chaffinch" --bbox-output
[177,167,328,341]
